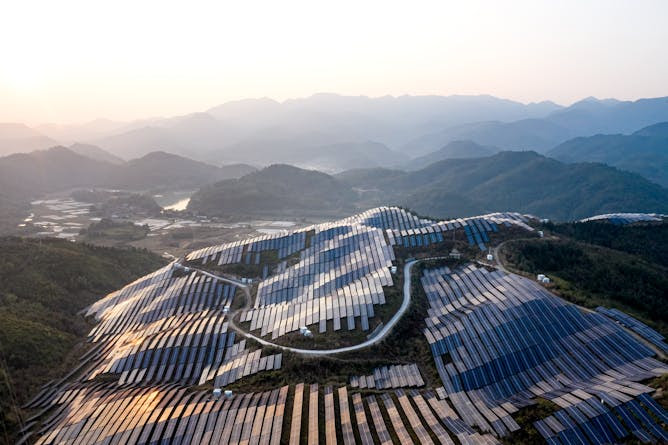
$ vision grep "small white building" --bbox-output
[542,277,551,284]
[224,390,233,399]
[538,230,544,238]
[223,305,230,314]
[212,388,222,399]
[537,274,546,281]
[390,266,398,274]
[486,254,493,261]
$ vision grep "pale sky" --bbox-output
[1,0,667,124]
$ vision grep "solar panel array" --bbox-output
[580,213,664,225]
[21,383,502,445]
[349,363,425,389]
[596,306,668,353]
[240,221,395,338]
[18,207,666,444]
[25,263,282,399]
[187,207,533,340]
[421,264,668,440]
[535,389,668,444]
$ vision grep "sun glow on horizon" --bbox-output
[1,0,667,124]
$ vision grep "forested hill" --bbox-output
[500,219,668,338]
[187,164,358,218]
[339,151,668,221]
[0,238,166,441]
[187,152,668,222]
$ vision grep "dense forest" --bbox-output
[501,221,668,337]
[0,237,165,442]
[543,220,668,267]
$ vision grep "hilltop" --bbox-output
[188,164,358,217]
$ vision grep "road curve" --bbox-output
[192,259,422,356]
[239,259,419,356]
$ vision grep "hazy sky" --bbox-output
[1,0,667,124]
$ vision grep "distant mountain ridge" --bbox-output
[4,94,668,179]
[548,122,668,187]
[0,123,58,157]
[401,96,668,155]
[404,140,498,170]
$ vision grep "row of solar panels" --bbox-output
[187,230,309,266]
[21,383,501,445]
[241,271,390,337]
[255,228,393,306]
[349,363,425,389]
[185,206,465,270]
[387,212,533,251]
[596,306,668,353]
[86,265,235,339]
[59,264,284,389]
[239,220,395,339]
[420,264,668,440]
[535,390,668,444]
[580,213,664,225]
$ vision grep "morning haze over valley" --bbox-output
[1,2,667,444]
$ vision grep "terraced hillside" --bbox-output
[13,207,668,444]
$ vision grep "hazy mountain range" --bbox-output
[0,147,255,199]
[2,94,667,175]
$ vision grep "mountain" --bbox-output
[216,135,407,173]
[338,151,668,221]
[548,122,668,187]
[89,94,563,165]
[187,164,358,217]
[400,96,668,156]
[207,94,562,145]
[94,126,186,160]
[0,147,258,232]
[109,151,255,190]
[0,146,115,197]
[187,152,668,222]
[404,140,498,170]
[0,123,58,157]
[546,96,668,135]
[633,121,668,137]
[69,143,125,164]
[401,118,572,156]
